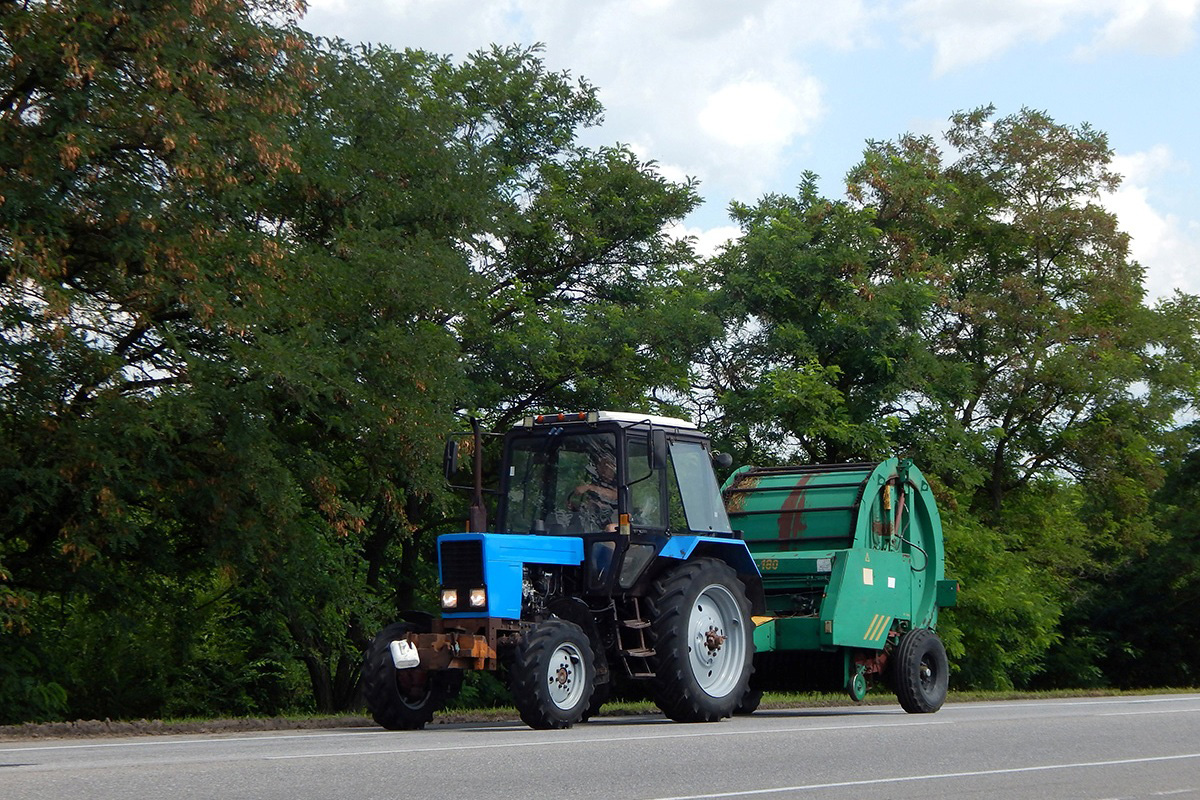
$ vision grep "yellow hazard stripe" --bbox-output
[863,614,892,641]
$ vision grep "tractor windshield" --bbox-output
[669,440,733,534]
[502,431,619,534]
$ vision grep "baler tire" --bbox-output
[648,558,754,722]
[893,628,948,713]
[361,621,461,730]
[509,618,596,729]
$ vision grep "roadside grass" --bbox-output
[3,687,1197,740]
[593,686,1200,716]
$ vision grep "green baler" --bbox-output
[722,457,958,712]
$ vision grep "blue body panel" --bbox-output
[658,535,759,577]
[438,532,584,620]
[437,532,758,621]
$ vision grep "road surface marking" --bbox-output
[641,752,1200,800]
[262,719,952,760]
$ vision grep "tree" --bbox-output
[0,0,321,720]
[698,173,934,465]
[851,107,1195,522]
[250,41,720,711]
[704,106,1200,688]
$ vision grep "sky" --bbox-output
[298,0,1200,303]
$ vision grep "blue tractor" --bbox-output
[361,411,763,730]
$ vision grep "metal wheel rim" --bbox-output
[394,670,433,710]
[919,654,937,693]
[546,641,587,710]
[688,583,746,697]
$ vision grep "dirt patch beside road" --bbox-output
[0,715,377,741]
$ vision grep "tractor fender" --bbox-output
[653,535,765,615]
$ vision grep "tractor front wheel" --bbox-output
[893,628,949,713]
[361,621,461,730]
[649,558,753,722]
[509,618,597,729]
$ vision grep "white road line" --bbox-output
[640,753,1200,800]
[944,696,1200,711]
[1100,708,1200,717]
[263,719,953,760]
[3,695,1195,756]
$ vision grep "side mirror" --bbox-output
[712,451,733,469]
[649,429,668,472]
[442,439,459,480]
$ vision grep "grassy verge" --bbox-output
[2,687,1196,741]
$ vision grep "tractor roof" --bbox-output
[517,410,697,430]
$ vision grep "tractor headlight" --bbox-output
[468,588,487,608]
[441,589,458,609]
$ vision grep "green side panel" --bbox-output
[937,579,959,608]
[753,618,777,652]
[773,616,823,651]
[820,548,915,650]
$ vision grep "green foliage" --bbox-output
[2,6,717,720]
[0,637,68,722]
[0,1,1195,720]
[1065,430,1200,689]
[938,498,1062,689]
[705,105,1200,692]
[701,174,933,464]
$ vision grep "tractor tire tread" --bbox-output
[509,618,596,730]
[647,558,753,723]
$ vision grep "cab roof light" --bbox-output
[527,411,598,425]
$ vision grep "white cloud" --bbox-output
[897,0,1200,73]
[697,79,821,149]
[299,1,869,208]
[1081,0,1199,57]
[1102,146,1200,301]
[667,223,742,260]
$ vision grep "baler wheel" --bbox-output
[361,621,462,730]
[649,558,753,722]
[893,628,948,713]
[510,618,597,729]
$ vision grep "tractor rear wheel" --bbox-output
[649,558,753,722]
[361,621,461,730]
[893,628,948,713]
[509,618,597,729]
[734,687,763,715]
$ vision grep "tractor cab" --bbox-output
[498,412,732,533]
[489,411,738,595]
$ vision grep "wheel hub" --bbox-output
[553,663,572,690]
[545,641,586,710]
[704,626,727,655]
[687,584,746,697]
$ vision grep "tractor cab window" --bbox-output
[668,440,733,534]
[626,437,665,529]
[503,431,618,534]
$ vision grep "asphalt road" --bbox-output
[3,694,1199,800]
